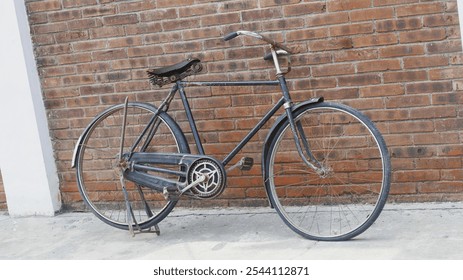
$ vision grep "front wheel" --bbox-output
[265,102,390,241]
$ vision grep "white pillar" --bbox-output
[0,0,61,216]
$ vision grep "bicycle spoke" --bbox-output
[266,103,389,240]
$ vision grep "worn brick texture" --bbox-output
[21,0,463,210]
[0,171,5,210]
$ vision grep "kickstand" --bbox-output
[153,224,160,236]
[118,96,140,237]
[120,176,141,237]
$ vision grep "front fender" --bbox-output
[261,96,324,206]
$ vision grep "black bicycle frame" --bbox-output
[176,79,284,166]
[126,75,321,174]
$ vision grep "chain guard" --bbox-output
[186,158,226,199]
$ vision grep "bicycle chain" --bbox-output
[147,62,203,87]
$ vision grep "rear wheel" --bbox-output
[75,102,189,231]
[265,102,390,241]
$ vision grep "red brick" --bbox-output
[157,0,194,8]
[33,22,67,34]
[82,6,116,17]
[141,9,176,22]
[330,23,374,37]
[93,49,127,61]
[27,0,61,13]
[406,81,453,94]
[67,18,102,30]
[309,38,353,52]
[357,59,401,73]
[118,0,155,13]
[268,18,306,32]
[360,84,405,97]
[312,64,355,77]
[283,2,326,16]
[63,0,97,8]
[396,3,445,17]
[103,14,139,26]
[89,26,125,39]
[404,55,449,69]
[201,13,240,27]
[373,0,418,7]
[424,14,460,27]
[399,29,447,44]
[293,77,337,90]
[395,170,440,182]
[219,1,258,12]
[36,44,72,56]
[179,4,217,18]
[287,28,328,42]
[350,7,394,22]
[410,106,456,120]
[429,67,463,80]
[334,49,378,62]
[260,0,300,8]
[76,62,111,74]
[377,18,422,32]
[384,70,427,83]
[163,19,200,31]
[389,121,435,134]
[385,95,430,108]
[352,33,398,48]
[55,31,89,43]
[379,45,425,58]
[48,10,81,22]
[307,12,349,27]
[337,74,381,87]
[327,0,371,11]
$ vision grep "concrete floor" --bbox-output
[1,202,463,260]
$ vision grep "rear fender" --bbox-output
[71,102,188,168]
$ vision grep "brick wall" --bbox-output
[0,171,5,210]
[24,0,463,209]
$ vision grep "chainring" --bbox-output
[187,158,226,199]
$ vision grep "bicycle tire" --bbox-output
[264,102,390,241]
[75,102,189,231]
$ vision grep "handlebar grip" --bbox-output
[224,32,239,41]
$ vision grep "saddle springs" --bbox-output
[147,59,203,87]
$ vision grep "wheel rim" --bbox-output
[268,104,389,240]
[76,104,181,229]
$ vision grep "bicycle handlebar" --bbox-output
[224,30,293,54]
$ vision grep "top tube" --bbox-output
[180,80,280,87]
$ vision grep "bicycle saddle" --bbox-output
[147,58,202,87]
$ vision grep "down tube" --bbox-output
[222,97,286,166]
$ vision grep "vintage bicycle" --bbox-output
[71,30,391,241]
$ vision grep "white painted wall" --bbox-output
[0,0,61,216]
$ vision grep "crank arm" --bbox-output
[162,174,207,200]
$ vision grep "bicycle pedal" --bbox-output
[163,187,180,201]
[239,157,254,171]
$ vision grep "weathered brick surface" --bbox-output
[0,171,5,210]
[16,0,463,210]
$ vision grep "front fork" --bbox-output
[277,76,327,176]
